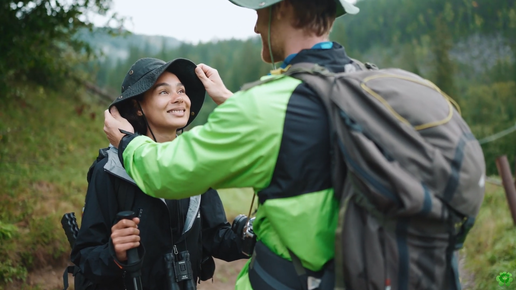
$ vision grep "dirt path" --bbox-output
[6,258,247,290]
[198,259,248,290]
[9,254,474,290]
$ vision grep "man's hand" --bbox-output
[111,217,140,262]
[104,106,134,148]
[195,63,233,105]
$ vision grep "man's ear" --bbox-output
[275,0,293,21]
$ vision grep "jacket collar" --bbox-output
[104,146,137,186]
[104,146,201,234]
[272,42,352,75]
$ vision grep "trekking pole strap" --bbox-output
[62,266,74,290]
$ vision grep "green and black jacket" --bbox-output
[118,42,353,290]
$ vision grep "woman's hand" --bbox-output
[195,63,233,105]
[111,217,140,262]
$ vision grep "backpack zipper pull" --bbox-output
[385,278,391,290]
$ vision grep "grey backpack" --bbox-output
[287,61,485,290]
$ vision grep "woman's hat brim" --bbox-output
[110,58,205,127]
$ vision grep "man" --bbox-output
[104,0,359,289]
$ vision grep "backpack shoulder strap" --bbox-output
[285,63,335,106]
[113,176,136,212]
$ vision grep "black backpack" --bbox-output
[61,147,136,290]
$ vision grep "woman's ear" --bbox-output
[132,99,143,116]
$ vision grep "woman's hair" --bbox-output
[116,94,148,135]
[287,0,337,36]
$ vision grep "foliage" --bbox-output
[1,0,515,288]
[333,0,516,56]
[0,222,17,241]
[431,15,456,97]
[0,0,121,95]
[463,182,516,290]
[88,0,516,174]
[0,82,107,288]
[461,81,516,174]
[0,78,253,288]
[0,260,27,284]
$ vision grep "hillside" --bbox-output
[0,83,253,289]
[0,81,515,289]
[1,0,516,288]
[76,27,182,63]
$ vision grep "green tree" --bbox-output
[430,14,456,98]
[0,0,120,95]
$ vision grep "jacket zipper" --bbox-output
[161,199,175,251]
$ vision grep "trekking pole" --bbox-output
[60,213,79,290]
[117,211,143,290]
[61,213,79,249]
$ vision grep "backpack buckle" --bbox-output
[364,62,378,70]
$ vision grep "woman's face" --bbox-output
[139,71,191,134]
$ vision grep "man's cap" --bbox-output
[228,0,359,17]
[110,57,205,127]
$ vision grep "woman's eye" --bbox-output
[159,90,168,95]
[178,89,185,94]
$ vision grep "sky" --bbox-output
[92,0,259,44]
[93,0,358,44]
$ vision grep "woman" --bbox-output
[71,57,246,290]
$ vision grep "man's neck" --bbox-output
[282,34,330,60]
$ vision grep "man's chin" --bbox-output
[261,48,283,65]
[261,51,272,64]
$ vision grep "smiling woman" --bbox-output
[113,58,206,142]
[139,74,191,140]
[70,57,248,290]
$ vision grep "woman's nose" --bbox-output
[175,97,184,103]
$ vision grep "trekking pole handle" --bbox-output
[61,212,79,249]
[116,211,141,265]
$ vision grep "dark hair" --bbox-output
[116,94,147,135]
[287,0,336,36]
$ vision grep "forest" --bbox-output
[0,0,515,289]
[87,0,516,175]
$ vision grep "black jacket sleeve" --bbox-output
[200,189,248,261]
[71,158,125,286]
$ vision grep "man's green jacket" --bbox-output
[118,42,353,290]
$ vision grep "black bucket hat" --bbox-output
[110,57,205,127]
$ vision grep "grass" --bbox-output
[0,83,107,288]
[0,83,255,289]
[0,83,515,289]
[217,188,255,221]
[462,181,516,289]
